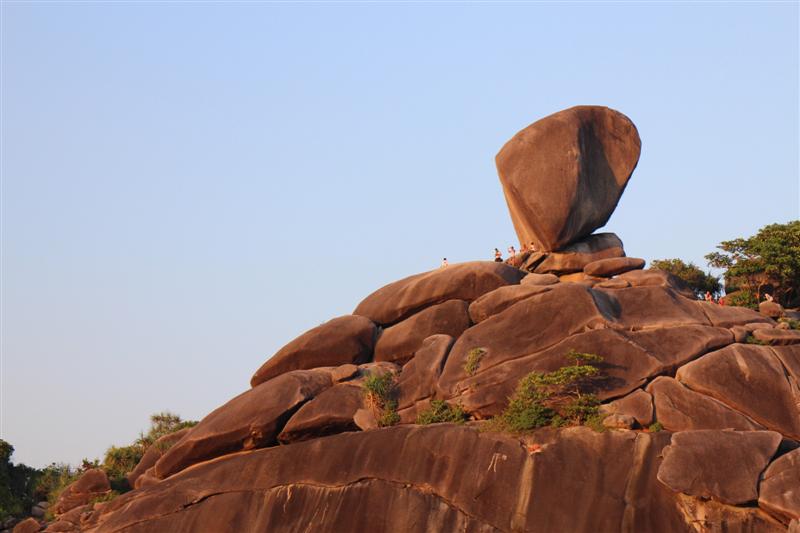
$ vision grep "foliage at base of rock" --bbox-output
[415,401,466,425]
[362,372,400,427]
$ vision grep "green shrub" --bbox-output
[362,371,399,427]
[779,318,800,330]
[464,348,486,376]
[745,334,769,345]
[493,351,605,433]
[584,414,608,433]
[725,290,759,310]
[648,422,663,433]
[416,400,467,425]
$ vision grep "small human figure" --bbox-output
[508,246,516,258]
[765,293,774,302]
[441,258,448,268]
[704,291,713,303]
[719,296,726,306]
[529,241,537,253]
[494,248,503,262]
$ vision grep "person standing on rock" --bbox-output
[441,258,448,268]
[705,291,713,303]
[494,248,503,262]
[508,246,516,258]
[529,241,537,252]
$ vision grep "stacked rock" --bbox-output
[497,106,645,281]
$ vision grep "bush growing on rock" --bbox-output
[649,258,721,299]
[463,348,486,376]
[493,351,605,433]
[415,400,467,425]
[362,372,400,427]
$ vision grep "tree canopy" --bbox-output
[650,258,721,299]
[706,220,800,306]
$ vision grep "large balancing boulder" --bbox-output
[496,106,641,252]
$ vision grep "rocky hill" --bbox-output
[27,106,800,533]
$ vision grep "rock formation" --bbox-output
[40,107,800,532]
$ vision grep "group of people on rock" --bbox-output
[493,242,538,262]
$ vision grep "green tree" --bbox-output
[650,258,721,299]
[0,440,41,521]
[706,221,800,306]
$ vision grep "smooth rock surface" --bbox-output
[374,300,470,364]
[278,383,363,443]
[354,262,526,325]
[496,106,641,252]
[128,428,192,489]
[250,315,376,387]
[467,284,553,324]
[759,448,800,522]
[657,430,782,504]
[754,328,800,345]
[521,273,559,286]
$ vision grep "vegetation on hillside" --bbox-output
[416,400,467,425]
[362,372,400,427]
[0,411,197,522]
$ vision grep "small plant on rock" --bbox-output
[464,348,486,376]
[493,350,606,433]
[648,422,663,433]
[745,334,769,345]
[416,400,467,425]
[362,371,400,427]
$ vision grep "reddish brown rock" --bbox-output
[155,369,332,479]
[250,315,376,387]
[595,277,631,289]
[676,344,800,439]
[772,345,800,384]
[353,261,526,326]
[521,272,559,286]
[674,493,786,533]
[626,325,733,373]
[53,469,110,515]
[439,283,611,398]
[534,233,625,275]
[657,430,782,504]
[396,335,454,409]
[278,383,363,443]
[374,300,470,364]
[12,518,41,533]
[352,408,378,431]
[496,106,640,252]
[647,377,763,432]
[599,286,710,330]
[467,284,552,324]
[619,269,695,298]
[761,301,785,318]
[700,302,775,328]
[754,328,800,345]
[92,425,687,533]
[600,389,653,427]
[330,363,359,382]
[558,272,603,285]
[759,448,800,523]
[128,428,192,489]
[584,257,645,278]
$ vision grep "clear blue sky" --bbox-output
[2,1,798,468]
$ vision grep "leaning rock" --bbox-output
[495,106,641,252]
[657,429,782,504]
[753,328,800,346]
[534,233,625,275]
[759,448,800,523]
[676,344,800,439]
[467,284,552,324]
[128,428,192,489]
[646,377,763,433]
[53,468,110,515]
[374,300,470,364]
[584,257,645,278]
[278,384,363,443]
[354,261,526,326]
[155,369,332,479]
[760,301,785,318]
[250,315,376,387]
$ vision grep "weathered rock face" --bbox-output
[128,428,192,489]
[354,261,527,326]
[759,448,800,523]
[496,106,641,252]
[657,430,782,505]
[250,315,376,387]
[584,256,646,278]
[53,469,110,516]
